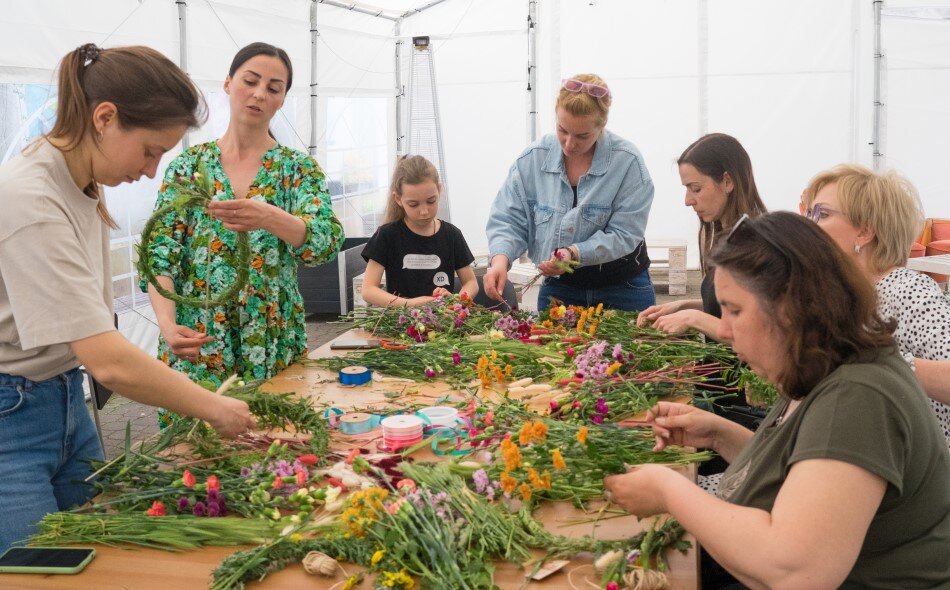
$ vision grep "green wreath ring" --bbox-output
[136,161,251,309]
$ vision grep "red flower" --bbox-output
[182,469,196,488]
[272,475,283,490]
[206,475,220,492]
[295,469,307,488]
[345,448,361,465]
[146,501,166,517]
[298,454,318,465]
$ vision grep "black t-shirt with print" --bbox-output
[361,220,474,299]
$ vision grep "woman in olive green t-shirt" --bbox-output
[605,212,949,589]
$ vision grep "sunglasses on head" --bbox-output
[561,78,610,98]
[726,214,793,261]
[804,202,841,224]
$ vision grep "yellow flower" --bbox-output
[595,303,603,316]
[342,575,360,590]
[289,533,303,542]
[606,361,622,375]
[491,350,498,361]
[371,549,385,565]
[576,426,589,445]
[551,448,567,470]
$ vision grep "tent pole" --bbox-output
[318,0,398,21]
[697,0,708,137]
[310,0,319,157]
[527,0,538,143]
[401,0,452,19]
[176,0,189,149]
[872,0,884,170]
[395,20,404,155]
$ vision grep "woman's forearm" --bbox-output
[147,277,177,333]
[267,208,307,248]
[914,359,950,405]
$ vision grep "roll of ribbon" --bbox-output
[338,412,380,435]
[323,407,344,426]
[338,366,372,386]
[417,406,459,429]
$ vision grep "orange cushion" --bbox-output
[932,221,950,241]
[910,242,926,258]
[926,240,950,256]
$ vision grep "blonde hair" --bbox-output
[384,155,441,224]
[802,164,924,273]
[556,73,611,128]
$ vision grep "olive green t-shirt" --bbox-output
[719,348,950,589]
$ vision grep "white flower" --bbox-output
[324,485,342,505]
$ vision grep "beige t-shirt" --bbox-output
[0,139,114,381]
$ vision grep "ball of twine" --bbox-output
[302,551,340,577]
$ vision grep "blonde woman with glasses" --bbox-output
[485,74,656,312]
[802,164,950,447]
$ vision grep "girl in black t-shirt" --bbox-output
[360,156,478,307]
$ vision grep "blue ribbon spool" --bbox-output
[338,366,372,386]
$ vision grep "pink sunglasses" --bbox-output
[561,78,610,98]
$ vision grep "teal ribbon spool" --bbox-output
[338,412,381,435]
[338,366,372,386]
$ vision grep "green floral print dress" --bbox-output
[141,141,343,427]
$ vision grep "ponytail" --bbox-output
[384,155,441,225]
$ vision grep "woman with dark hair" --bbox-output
[143,43,343,426]
[0,44,255,552]
[605,212,950,588]
[638,133,767,339]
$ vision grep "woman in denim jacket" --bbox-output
[484,74,655,312]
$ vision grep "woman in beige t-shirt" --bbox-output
[0,44,254,553]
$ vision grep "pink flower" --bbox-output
[452,350,461,365]
[566,346,575,358]
[396,479,416,493]
[606,582,619,590]
[182,469,196,488]
[550,400,560,411]
[424,367,436,378]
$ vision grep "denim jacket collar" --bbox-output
[541,129,613,177]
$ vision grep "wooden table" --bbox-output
[0,330,699,590]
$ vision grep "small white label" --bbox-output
[403,254,441,269]
[432,271,450,286]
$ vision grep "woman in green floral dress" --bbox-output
[142,43,343,427]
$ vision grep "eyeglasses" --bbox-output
[804,203,840,223]
[561,78,611,98]
[726,213,792,261]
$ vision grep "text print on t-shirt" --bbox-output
[403,254,441,269]
[432,272,450,287]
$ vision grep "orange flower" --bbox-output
[500,472,517,494]
[551,449,566,470]
[491,350,498,361]
[295,469,307,488]
[595,303,604,316]
[518,423,533,446]
[272,475,284,490]
[300,249,314,261]
[213,312,226,323]
[251,254,264,270]
[206,475,220,491]
[519,483,532,501]
[213,179,224,193]
[210,238,224,253]
[501,438,522,471]
[492,366,505,384]
[283,177,291,189]
[504,364,512,378]
[528,468,543,490]
[576,426,589,445]
[531,421,548,442]
[541,470,552,491]
[194,279,206,289]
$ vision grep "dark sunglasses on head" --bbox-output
[725,214,793,261]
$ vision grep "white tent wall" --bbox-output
[880,4,950,218]
[398,0,529,253]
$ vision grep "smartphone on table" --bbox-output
[0,547,95,574]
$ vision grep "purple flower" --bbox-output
[215,499,227,515]
[274,460,293,477]
[485,484,496,501]
[472,469,489,493]
[206,488,220,503]
[591,414,604,425]
[626,549,641,564]
[177,496,191,512]
[452,350,461,366]
[595,398,609,414]
[193,501,207,517]
[424,367,436,378]
[397,314,408,325]
[208,503,221,517]
[239,467,251,477]
[612,343,623,361]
